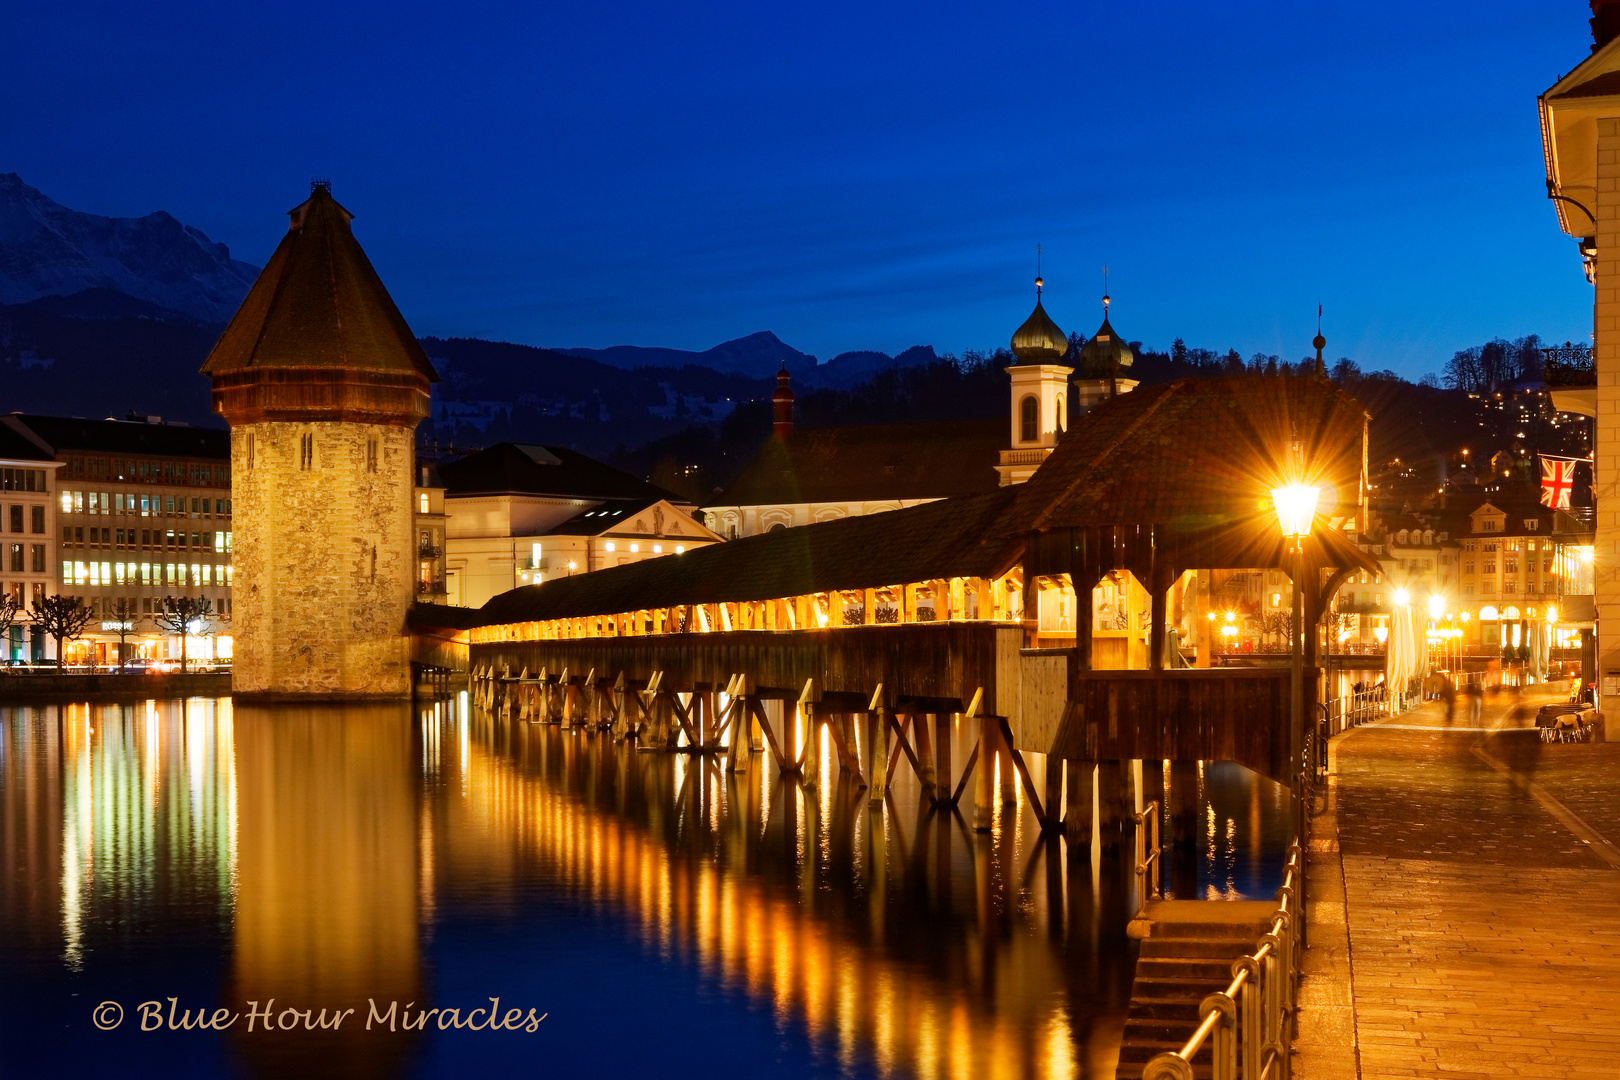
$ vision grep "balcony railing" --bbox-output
[418,545,443,559]
[417,578,447,596]
[1545,344,1594,387]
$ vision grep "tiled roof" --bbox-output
[201,186,438,381]
[475,487,1021,625]
[4,414,229,459]
[440,442,687,503]
[1006,376,1368,535]
[718,417,1004,505]
[408,603,485,631]
[1554,69,1620,98]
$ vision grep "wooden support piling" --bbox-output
[1097,761,1122,851]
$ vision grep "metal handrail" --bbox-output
[1133,799,1162,914]
[1144,840,1305,1080]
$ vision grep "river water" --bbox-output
[0,696,1291,1079]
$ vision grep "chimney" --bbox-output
[771,365,794,440]
[1595,0,1620,50]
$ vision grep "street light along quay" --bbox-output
[1271,482,1318,844]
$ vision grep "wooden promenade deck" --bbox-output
[1295,689,1620,1079]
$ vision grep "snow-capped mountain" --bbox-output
[0,173,259,323]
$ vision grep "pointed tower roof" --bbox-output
[202,184,437,382]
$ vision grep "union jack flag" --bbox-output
[1540,456,1576,509]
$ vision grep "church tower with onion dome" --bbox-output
[202,183,437,700]
[1072,289,1139,417]
[996,272,1073,486]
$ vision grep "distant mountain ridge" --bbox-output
[0,173,259,323]
[557,331,817,379]
[0,176,955,449]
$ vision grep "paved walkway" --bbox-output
[1295,689,1620,1079]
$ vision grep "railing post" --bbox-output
[1200,992,1238,1080]
[1234,956,1262,1079]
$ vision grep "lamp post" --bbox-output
[1272,483,1319,844]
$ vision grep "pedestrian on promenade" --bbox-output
[1440,675,1457,726]
[1462,679,1482,727]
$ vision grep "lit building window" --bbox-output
[418,493,429,513]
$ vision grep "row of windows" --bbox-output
[6,544,46,573]
[61,562,232,588]
[63,456,227,486]
[0,468,48,492]
[1462,560,1554,575]
[89,596,232,617]
[60,490,230,518]
[61,527,232,552]
[2,582,46,605]
[1462,538,1547,553]
[7,505,46,534]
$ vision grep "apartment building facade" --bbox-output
[3,414,234,666]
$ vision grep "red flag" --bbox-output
[1540,457,1576,509]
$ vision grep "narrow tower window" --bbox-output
[1019,395,1039,443]
[367,437,378,473]
[246,433,254,470]
[300,433,314,471]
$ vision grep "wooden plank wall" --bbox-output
[1064,669,1295,784]
[1011,649,1068,752]
[472,623,1019,711]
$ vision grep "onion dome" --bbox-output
[1010,279,1069,365]
[1076,310,1135,380]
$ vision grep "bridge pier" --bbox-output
[1097,761,1123,851]
[1065,759,1095,846]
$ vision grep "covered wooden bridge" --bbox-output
[441,374,1378,843]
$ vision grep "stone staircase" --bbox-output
[1114,903,1273,1080]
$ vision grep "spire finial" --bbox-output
[1313,303,1327,376]
[1102,264,1111,312]
[1035,244,1043,296]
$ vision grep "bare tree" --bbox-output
[30,594,93,671]
[154,596,213,674]
[108,598,141,672]
[0,591,20,663]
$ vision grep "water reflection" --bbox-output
[0,696,1290,1079]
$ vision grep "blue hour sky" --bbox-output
[0,0,1598,375]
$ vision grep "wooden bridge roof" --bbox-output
[1009,375,1367,535]
[475,487,1021,625]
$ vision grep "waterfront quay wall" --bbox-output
[0,672,232,701]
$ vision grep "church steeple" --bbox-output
[998,261,1075,487]
[1073,284,1139,417]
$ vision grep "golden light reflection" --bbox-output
[432,710,1132,1080]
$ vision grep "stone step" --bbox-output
[1135,956,1237,981]
[1140,936,1259,959]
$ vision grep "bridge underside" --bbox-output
[468,622,1299,787]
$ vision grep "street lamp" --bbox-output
[1271,483,1318,844]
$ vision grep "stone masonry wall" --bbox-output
[1596,118,1620,739]
[231,420,415,698]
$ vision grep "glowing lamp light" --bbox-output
[1460,611,1470,623]
[606,541,615,552]
[1224,610,1236,623]
[1392,588,1411,607]
[1270,484,1320,539]
[1373,626,1388,643]
[567,560,577,571]
[1427,594,1444,620]
[1548,605,1559,625]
